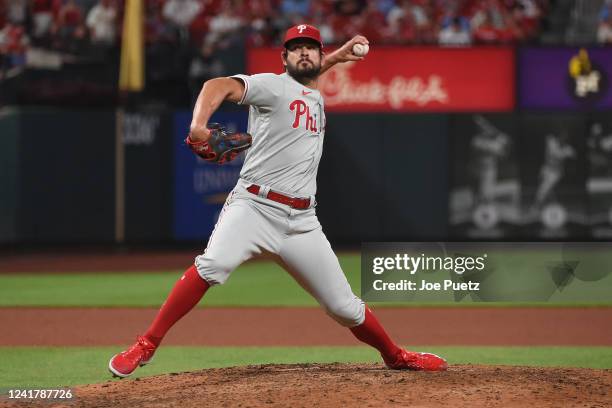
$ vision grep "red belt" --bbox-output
[247,184,311,210]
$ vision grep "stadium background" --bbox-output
[1,0,612,406]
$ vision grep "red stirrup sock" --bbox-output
[143,264,210,347]
[349,306,401,359]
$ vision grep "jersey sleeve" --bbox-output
[231,73,281,109]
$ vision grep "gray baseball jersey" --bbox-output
[231,72,326,197]
[195,71,365,328]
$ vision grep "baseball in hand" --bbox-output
[352,43,369,57]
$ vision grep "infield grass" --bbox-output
[1,346,612,388]
[1,253,611,307]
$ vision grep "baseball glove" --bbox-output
[185,123,252,164]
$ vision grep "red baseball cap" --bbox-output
[283,24,323,48]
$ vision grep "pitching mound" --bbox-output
[26,363,602,408]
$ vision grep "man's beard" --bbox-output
[286,59,321,84]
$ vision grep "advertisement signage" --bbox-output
[248,47,515,112]
[519,47,612,109]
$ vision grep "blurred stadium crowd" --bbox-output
[1,0,551,73]
[0,0,609,104]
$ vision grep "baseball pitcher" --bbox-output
[109,24,447,378]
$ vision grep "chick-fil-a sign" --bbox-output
[248,47,515,112]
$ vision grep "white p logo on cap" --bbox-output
[297,24,307,33]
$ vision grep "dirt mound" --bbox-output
[6,363,609,408]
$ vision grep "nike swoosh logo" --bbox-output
[302,90,312,95]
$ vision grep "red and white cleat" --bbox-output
[384,349,448,371]
[108,336,157,378]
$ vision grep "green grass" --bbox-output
[1,253,611,307]
[1,346,611,388]
[0,256,363,307]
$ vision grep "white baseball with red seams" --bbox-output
[194,72,366,327]
[352,43,369,57]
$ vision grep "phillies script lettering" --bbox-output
[290,100,318,132]
[319,62,448,108]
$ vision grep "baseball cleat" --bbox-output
[384,349,448,371]
[108,335,157,378]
